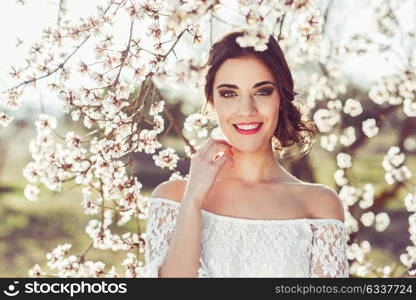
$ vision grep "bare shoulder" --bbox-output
[151,179,188,203]
[302,183,345,222]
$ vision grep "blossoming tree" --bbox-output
[1,0,415,278]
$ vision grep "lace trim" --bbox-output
[197,258,209,277]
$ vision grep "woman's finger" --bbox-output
[205,143,232,162]
[200,139,231,157]
[213,152,234,168]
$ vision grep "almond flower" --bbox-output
[362,118,379,138]
[24,184,40,201]
[152,147,179,170]
[0,112,14,127]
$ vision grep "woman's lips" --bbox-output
[233,123,263,135]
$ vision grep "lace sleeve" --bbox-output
[309,221,349,278]
[140,198,209,277]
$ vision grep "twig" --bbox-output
[78,241,94,264]
[1,36,91,94]
[277,13,286,42]
[162,105,196,153]
[111,19,135,88]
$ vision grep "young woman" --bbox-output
[140,29,349,277]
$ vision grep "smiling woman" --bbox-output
[203,29,317,157]
[140,28,349,278]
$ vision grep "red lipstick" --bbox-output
[233,122,263,135]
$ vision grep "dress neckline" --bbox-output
[149,197,345,226]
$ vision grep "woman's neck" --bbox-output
[216,145,298,184]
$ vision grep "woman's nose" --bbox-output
[238,97,257,116]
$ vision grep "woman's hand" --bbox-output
[183,138,234,208]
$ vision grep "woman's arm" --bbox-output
[307,184,349,277]
[145,138,233,277]
[309,221,350,277]
[151,180,207,277]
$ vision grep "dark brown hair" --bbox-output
[202,29,317,158]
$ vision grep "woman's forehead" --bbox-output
[214,57,275,87]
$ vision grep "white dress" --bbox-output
[140,197,350,278]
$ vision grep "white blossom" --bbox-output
[169,172,188,181]
[360,211,375,227]
[346,240,371,263]
[334,169,348,186]
[83,261,106,277]
[339,126,356,147]
[235,24,270,52]
[71,110,81,121]
[291,8,323,47]
[382,146,412,184]
[0,112,15,127]
[149,101,165,116]
[82,187,99,215]
[339,185,361,206]
[362,118,379,138]
[152,147,179,170]
[65,131,82,149]
[320,134,337,151]
[28,264,46,277]
[35,114,57,134]
[369,83,389,105]
[400,252,415,268]
[4,97,22,111]
[23,162,38,183]
[122,252,143,277]
[336,152,352,169]
[210,126,225,140]
[24,184,40,201]
[183,139,197,158]
[359,183,374,209]
[404,193,416,213]
[306,73,339,107]
[403,99,416,117]
[313,108,340,133]
[404,136,416,151]
[184,112,209,138]
[374,212,390,232]
[152,114,165,134]
[46,243,72,269]
[356,265,370,277]
[343,98,363,117]
[137,129,162,154]
[105,266,120,278]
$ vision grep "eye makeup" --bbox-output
[256,87,274,96]
[218,87,274,99]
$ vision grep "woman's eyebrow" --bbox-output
[216,81,275,89]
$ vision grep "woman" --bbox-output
[140,29,349,277]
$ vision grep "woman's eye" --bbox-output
[219,88,273,98]
[256,88,274,96]
[219,90,236,98]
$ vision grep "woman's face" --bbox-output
[210,55,280,152]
